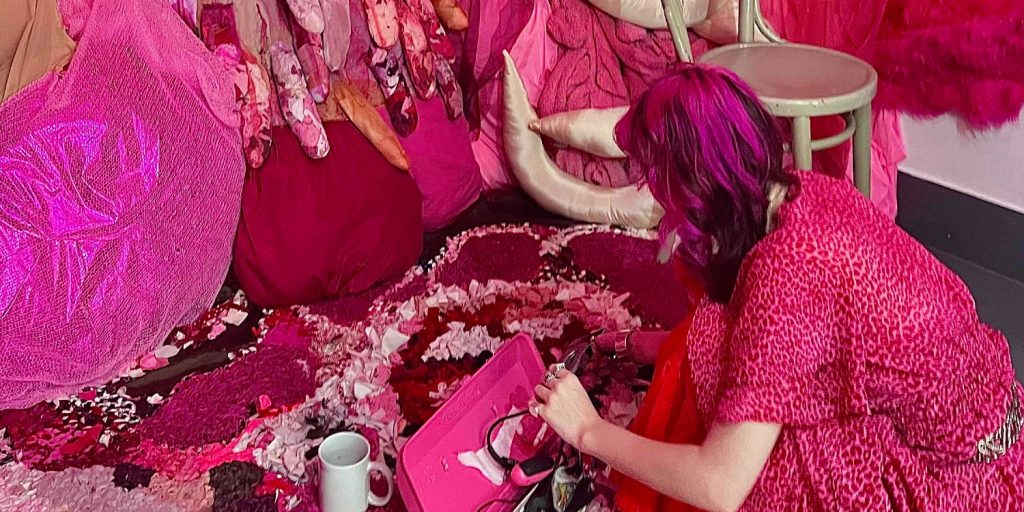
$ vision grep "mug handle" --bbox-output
[367,461,394,507]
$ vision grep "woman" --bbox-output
[531,64,1024,511]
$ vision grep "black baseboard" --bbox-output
[897,172,1024,284]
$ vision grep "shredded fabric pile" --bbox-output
[0,223,691,511]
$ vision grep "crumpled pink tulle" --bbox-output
[0,0,244,408]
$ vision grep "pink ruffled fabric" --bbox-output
[0,0,243,408]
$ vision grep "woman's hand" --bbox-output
[594,330,669,366]
[532,365,604,452]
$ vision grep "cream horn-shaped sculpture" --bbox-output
[503,52,664,229]
[529,107,630,159]
[583,0,709,29]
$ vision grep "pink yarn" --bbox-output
[0,0,244,408]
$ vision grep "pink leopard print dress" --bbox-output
[688,172,1024,511]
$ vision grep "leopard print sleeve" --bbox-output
[712,240,868,427]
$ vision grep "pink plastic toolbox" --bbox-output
[396,333,546,511]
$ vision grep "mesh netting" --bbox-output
[0,0,244,408]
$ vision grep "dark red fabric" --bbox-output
[233,122,424,307]
[613,268,706,512]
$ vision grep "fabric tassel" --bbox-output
[331,83,411,171]
[397,2,436,99]
[362,0,401,48]
[434,57,463,119]
[368,45,418,136]
[428,0,468,31]
[270,42,330,158]
[201,3,273,168]
[289,16,331,103]
[321,0,352,72]
[281,0,325,33]
[412,0,456,62]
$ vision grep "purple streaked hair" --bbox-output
[620,63,796,303]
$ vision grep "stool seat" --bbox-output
[700,43,878,117]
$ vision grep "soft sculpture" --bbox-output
[585,0,708,29]
[504,52,663,229]
[233,122,423,307]
[529,106,629,159]
[0,0,244,408]
[538,0,679,187]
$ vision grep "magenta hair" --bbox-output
[622,63,796,302]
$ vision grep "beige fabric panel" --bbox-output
[1,0,76,103]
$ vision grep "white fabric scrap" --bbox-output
[380,327,410,356]
[223,308,249,326]
[458,409,523,486]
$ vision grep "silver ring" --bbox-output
[553,363,566,372]
[544,371,556,383]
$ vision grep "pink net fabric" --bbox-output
[0,0,244,408]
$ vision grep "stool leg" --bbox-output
[853,104,872,198]
[791,116,812,171]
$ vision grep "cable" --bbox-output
[485,409,529,469]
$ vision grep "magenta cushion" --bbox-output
[233,122,424,307]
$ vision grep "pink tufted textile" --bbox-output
[690,172,1024,510]
[0,0,244,408]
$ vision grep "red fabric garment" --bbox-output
[613,269,706,512]
[233,121,424,307]
[612,311,706,512]
[688,172,1024,510]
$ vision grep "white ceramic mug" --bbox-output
[318,432,394,512]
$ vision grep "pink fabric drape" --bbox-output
[470,0,559,190]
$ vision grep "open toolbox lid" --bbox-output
[396,333,546,511]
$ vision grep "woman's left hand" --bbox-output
[532,365,603,452]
